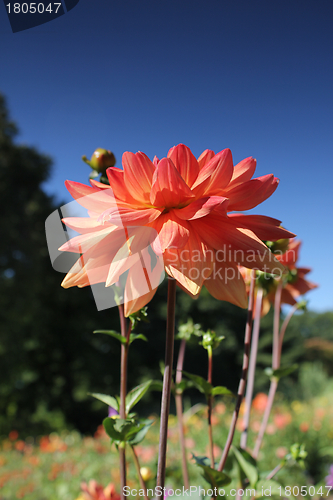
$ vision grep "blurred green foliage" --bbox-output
[0,94,332,438]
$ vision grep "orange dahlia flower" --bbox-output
[60,144,294,315]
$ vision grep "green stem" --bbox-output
[253,281,283,459]
[278,303,298,365]
[217,271,256,472]
[240,286,263,450]
[156,278,177,489]
[118,304,130,500]
[207,345,215,469]
[273,281,283,370]
[266,462,283,480]
[130,446,149,500]
[252,378,278,459]
[175,338,190,489]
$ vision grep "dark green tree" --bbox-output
[0,94,123,436]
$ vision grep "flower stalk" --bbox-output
[240,286,263,450]
[118,304,131,499]
[218,271,256,472]
[253,281,282,459]
[130,446,149,500]
[156,278,177,489]
[175,338,190,489]
[207,345,215,469]
[253,285,300,459]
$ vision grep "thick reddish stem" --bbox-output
[156,278,177,489]
[240,286,263,450]
[217,272,255,472]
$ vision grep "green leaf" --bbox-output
[192,455,231,488]
[129,333,148,344]
[211,386,233,396]
[183,371,212,397]
[148,380,163,392]
[93,330,126,344]
[265,364,298,380]
[232,446,258,488]
[254,480,282,498]
[128,419,153,445]
[125,380,152,414]
[175,380,194,394]
[103,417,147,444]
[89,393,119,412]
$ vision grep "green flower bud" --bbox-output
[264,238,290,255]
[177,318,203,341]
[82,148,116,174]
[129,307,149,329]
[200,330,225,350]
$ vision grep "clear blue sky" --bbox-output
[1,0,332,311]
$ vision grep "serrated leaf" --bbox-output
[211,386,233,396]
[89,393,119,411]
[265,364,298,380]
[183,371,212,396]
[192,454,231,488]
[232,446,258,488]
[129,333,148,344]
[125,380,152,414]
[93,330,126,344]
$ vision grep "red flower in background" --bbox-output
[79,480,120,500]
[241,239,317,316]
[60,144,293,315]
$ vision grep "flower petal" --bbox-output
[97,206,162,226]
[123,266,157,316]
[106,167,142,206]
[167,144,199,187]
[227,214,296,241]
[228,157,257,187]
[223,174,279,211]
[150,158,195,209]
[191,149,233,197]
[106,252,140,287]
[197,149,215,170]
[164,229,214,295]
[62,217,113,234]
[65,180,117,214]
[90,179,112,189]
[193,214,286,275]
[123,247,164,316]
[122,152,155,204]
[61,251,113,288]
[204,260,248,308]
[174,196,229,220]
[150,213,190,252]
[59,226,115,253]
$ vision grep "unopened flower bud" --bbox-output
[264,238,290,255]
[201,330,224,350]
[140,466,153,481]
[82,148,116,173]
